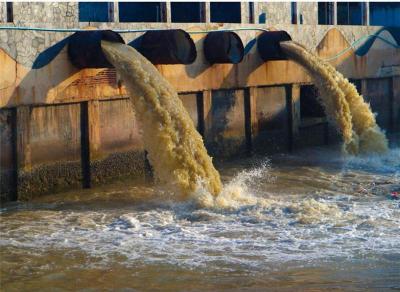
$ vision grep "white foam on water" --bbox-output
[1,151,399,272]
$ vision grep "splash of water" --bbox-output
[280,41,388,155]
[101,41,222,198]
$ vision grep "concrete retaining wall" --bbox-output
[0,21,399,201]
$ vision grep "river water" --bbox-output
[1,140,399,291]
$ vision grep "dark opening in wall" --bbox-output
[300,85,325,119]
[318,2,334,25]
[210,2,241,23]
[291,2,298,24]
[249,2,255,24]
[79,2,114,22]
[6,2,13,23]
[171,2,205,23]
[370,2,400,27]
[337,2,364,25]
[119,2,166,22]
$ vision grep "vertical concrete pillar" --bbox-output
[15,106,32,199]
[364,2,370,26]
[244,87,258,153]
[203,90,212,133]
[0,2,6,22]
[289,84,301,151]
[113,1,119,23]
[165,1,171,23]
[205,1,211,23]
[88,100,101,159]
[333,2,337,25]
[80,100,102,188]
[16,106,31,172]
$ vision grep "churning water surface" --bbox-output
[1,142,399,291]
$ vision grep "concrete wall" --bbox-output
[297,2,318,25]
[204,89,247,158]
[14,104,82,200]
[0,5,399,201]
[0,2,6,23]
[257,2,292,25]
[11,2,78,26]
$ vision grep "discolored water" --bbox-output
[1,143,399,291]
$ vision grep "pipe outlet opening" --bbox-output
[67,30,125,69]
[257,31,292,61]
[203,31,244,64]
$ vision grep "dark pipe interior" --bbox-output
[203,31,244,64]
[68,30,125,69]
[136,29,197,65]
[257,31,292,61]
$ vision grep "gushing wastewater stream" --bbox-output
[280,41,388,155]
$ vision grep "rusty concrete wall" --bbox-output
[16,104,82,200]
[1,25,399,108]
[0,19,399,201]
[179,93,199,129]
[251,86,289,153]
[89,99,146,185]
[204,89,246,158]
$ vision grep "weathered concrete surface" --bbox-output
[89,99,145,184]
[204,89,246,158]
[362,78,393,131]
[0,13,399,201]
[0,109,16,202]
[11,2,78,26]
[178,93,199,129]
[252,86,289,153]
[16,104,82,200]
[1,25,398,108]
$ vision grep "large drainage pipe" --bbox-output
[68,30,125,69]
[203,31,244,64]
[257,31,292,61]
[136,29,196,64]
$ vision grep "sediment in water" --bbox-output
[101,41,222,197]
[280,41,388,155]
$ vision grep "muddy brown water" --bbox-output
[1,140,399,291]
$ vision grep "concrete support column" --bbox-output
[202,89,212,132]
[245,87,257,153]
[80,100,102,188]
[165,1,171,23]
[364,2,370,26]
[113,1,119,23]
[88,100,101,159]
[16,106,31,172]
[288,84,301,151]
[254,2,259,24]
[0,2,6,22]
[205,2,211,23]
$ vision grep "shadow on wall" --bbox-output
[6,35,125,107]
[355,27,400,56]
